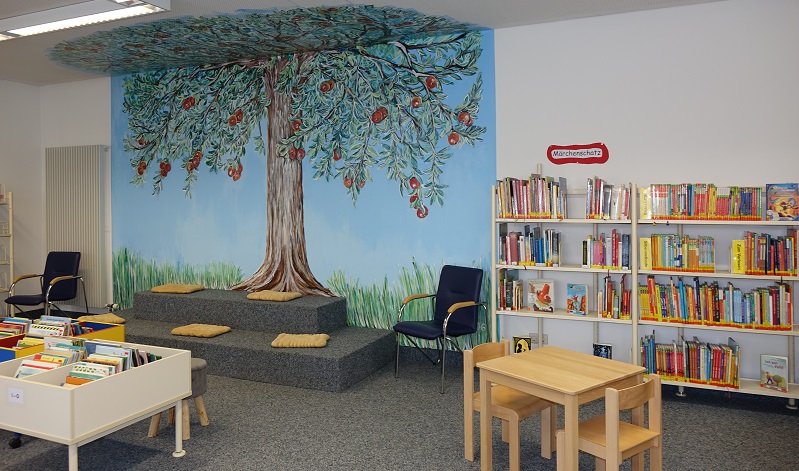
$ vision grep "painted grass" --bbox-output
[113,247,244,309]
[326,259,490,350]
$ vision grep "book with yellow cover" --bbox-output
[731,240,745,274]
[639,238,652,270]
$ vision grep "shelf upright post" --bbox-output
[490,185,498,342]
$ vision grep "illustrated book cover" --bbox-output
[760,354,788,392]
[512,336,531,353]
[593,343,613,359]
[528,279,554,312]
[766,183,799,221]
[566,283,588,315]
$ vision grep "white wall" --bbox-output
[496,0,798,379]
[0,77,111,304]
[0,79,45,279]
[41,78,113,307]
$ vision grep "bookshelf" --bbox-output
[490,177,799,407]
[490,176,639,364]
[0,341,191,470]
[0,191,12,293]
[636,184,798,406]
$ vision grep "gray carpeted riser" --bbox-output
[122,289,347,333]
[124,318,395,392]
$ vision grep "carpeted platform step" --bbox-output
[121,289,347,333]
[123,318,395,392]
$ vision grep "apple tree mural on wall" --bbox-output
[51,6,486,296]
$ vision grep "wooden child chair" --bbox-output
[556,374,662,471]
[464,339,557,471]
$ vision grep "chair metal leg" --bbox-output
[394,332,401,378]
[440,338,447,394]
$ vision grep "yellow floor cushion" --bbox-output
[247,290,302,302]
[151,283,205,294]
[77,313,126,324]
[271,333,330,348]
[171,323,231,338]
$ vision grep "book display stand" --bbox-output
[0,342,191,470]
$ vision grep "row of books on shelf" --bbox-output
[586,177,630,221]
[638,276,793,330]
[598,275,632,320]
[498,274,555,312]
[498,226,560,266]
[497,276,632,320]
[495,174,633,221]
[495,175,568,219]
[640,333,740,388]
[0,315,98,339]
[13,337,162,386]
[639,234,716,272]
[639,183,768,220]
[731,230,797,276]
[582,230,631,270]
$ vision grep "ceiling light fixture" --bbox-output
[0,0,170,41]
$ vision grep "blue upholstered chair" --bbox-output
[393,264,487,393]
[4,251,88,317]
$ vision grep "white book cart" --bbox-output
[0,342,191,470]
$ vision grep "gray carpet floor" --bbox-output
[2,354,798,471]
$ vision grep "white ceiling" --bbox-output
[0,0,724,86]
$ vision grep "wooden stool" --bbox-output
[148,357,210,440]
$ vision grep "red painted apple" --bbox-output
[333,150,342,161]
[411,96,422,108]
[232,172,241,182]
[358,180,365,189]
[425,75,438,90]
[343,177,353,189]
[296,148,305,160]
[228,115,237,127]
[371,110,384,124]
[160,169,168,178]
[416,206,428,219]
[235,109,243,123]
[457,111,470,123]
[227,167,235,177]
[292,119,302,131]
[378,107,387,119]
[409,177,421,189]
[137,167,144,175]
[465,116,474,126]
[448,132,460,145]
[410,194,418,203]
[288,147,297,160]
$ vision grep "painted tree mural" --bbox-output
[51,6,486,296]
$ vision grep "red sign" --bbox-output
[547,143,609,165]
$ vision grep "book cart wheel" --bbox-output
[9,432,21,449]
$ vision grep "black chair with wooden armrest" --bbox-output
[393,264,487,394]
[5,251,88,318]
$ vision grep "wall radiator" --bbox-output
[46,145,109,309]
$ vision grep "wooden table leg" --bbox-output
[480,373,493,470]
[561,394,578,471]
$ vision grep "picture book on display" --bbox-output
[766,183,799,221]
[760,354,788,392]
[528,279,554,312]
[512,336,531,353]
[566,283,588,315]
[593,343,612,359]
